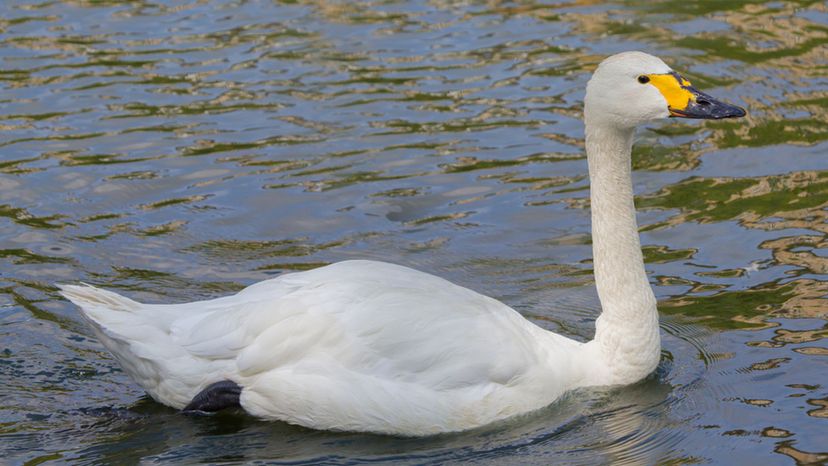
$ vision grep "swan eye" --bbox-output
[637,75,650,84]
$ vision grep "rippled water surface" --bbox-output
[1,1,827,464]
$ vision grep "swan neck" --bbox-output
[583,123,660,383]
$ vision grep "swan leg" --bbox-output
[182,380,242,413]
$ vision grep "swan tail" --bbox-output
[58,283,194,407]
[57,283,156,358]
[58,283,142,314]
[58,283,149,338]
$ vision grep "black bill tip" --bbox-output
[670,88,746,120]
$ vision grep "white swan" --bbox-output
[60,51,745,436]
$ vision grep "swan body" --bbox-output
[60,51,745,436]
[62,261,593,435]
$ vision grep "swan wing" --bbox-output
[175,261,581,434]
[172,260,545,387]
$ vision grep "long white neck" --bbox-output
[582,122,660,384]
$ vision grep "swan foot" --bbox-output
[182,380,242,413]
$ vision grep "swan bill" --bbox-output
[646,71,746,120]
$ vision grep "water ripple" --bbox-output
[0,0,826,464]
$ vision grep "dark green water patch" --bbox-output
[639,172,828,224]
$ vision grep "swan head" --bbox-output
[585,51,746,129]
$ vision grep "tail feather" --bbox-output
[58,283,149,340]
[58,283,201,408]
[58,283,142,313]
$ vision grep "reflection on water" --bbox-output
[1,0,826,464]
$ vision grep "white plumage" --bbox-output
[60,261,584,435]
[60,51,745,436]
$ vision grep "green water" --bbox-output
[1,1,826,464]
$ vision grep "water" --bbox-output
[1,1,826,464]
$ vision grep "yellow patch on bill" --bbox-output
[646,73,695,110]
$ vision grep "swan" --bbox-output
[59,51,745,436]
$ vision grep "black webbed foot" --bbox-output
[182,380,242,413]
